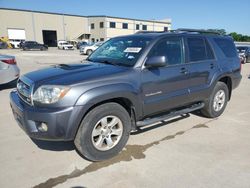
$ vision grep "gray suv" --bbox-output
[10,29,242,161]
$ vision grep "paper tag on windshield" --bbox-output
[124,47,142,53]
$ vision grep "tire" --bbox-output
[86,49,93,55]
[201,82,229,118]
[243,57,247,64]
[74,103,131,161]
[63,47,65,50]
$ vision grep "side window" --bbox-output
[205,40,215,60]
[149,37,184,65]
[187,38,207,62]
[214,38,237,58]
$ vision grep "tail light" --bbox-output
[2,58,16,65]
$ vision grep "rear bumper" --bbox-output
[9,90,86,141]
[231,72,242,90]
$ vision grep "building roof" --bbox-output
[0,7,171,24]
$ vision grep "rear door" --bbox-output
[141,36,191,116]
[184,36,217,102]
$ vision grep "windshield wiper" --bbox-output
[99,60,117,66]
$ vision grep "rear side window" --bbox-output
[187,38,214,62]
[214,38,237,58]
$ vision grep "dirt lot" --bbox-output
[0,48,250,188]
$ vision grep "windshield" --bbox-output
[88,36,152,67]
[63,42,70,45]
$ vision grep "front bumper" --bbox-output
[9,90,85,141]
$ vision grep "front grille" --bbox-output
[17,77,33,105]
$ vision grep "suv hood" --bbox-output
[24,61,129,86]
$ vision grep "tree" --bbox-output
[229,32,250,42]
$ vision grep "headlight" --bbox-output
[33,85,70,104]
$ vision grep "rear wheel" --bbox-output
[74,103,131,161]
[201,82,229,118]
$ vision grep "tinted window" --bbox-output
[149,37,184,65]
[187,38,207,61]
[123,23,128,29]
[110,22,116,28]
[205,40,215,59]
[214,38,237,58]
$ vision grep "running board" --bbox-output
[136,102,204,127]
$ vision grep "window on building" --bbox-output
[91,38,95,43]
[122,23,128,29]
[91,23,95,29]
[214,38,237,58]
[110,22,116,28]
[100,38,105,41]
[136,24,140,30]
[187,37,215,62]
[100,22,104,28]
[164,27,168,32]
[142,25,147,30]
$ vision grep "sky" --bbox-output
[1,0,250,35]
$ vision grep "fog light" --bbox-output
[37,122,48,132]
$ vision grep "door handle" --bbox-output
[180,67,188,74]
[210,63,214,69]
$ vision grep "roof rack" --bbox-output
[174,28,222,35]
[135,31,165,34]
[135,29,224,36]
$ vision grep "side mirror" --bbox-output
[145,56,167,68]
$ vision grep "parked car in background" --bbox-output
[80,42,103,55]
[76,41,88,49]
[57,41,74,50]
[236,46,250,64]
[0,55,20,85]
[9,39,25,48]
[68,40,78,48]
[22,41,48,51]
[0,42,8,49]
[19,40,25,49]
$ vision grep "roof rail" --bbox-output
[135,31,165,34]
[175,28,222,35]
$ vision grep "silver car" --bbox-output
[0,55,20,85]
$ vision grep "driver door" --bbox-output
[141,36,190,116]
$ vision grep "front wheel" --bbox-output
[201,82,229,118]
[74,103,131,161]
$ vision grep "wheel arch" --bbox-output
[73,84,142,137]
[218,76,232,100]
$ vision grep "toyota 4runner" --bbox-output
[10,29,242,161]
